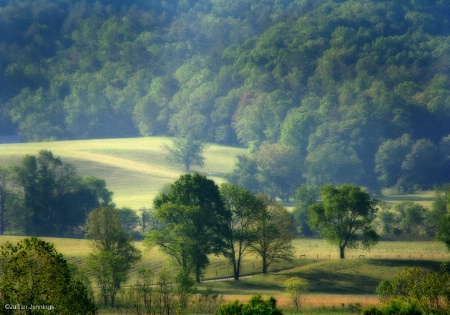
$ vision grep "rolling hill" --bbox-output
[0,137,246,208]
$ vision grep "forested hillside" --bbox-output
[1,0,450,191]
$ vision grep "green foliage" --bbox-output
[148,173,231,282]
[250,196,295,274]
[0,237,97,314]
[309,184,379,259]
[375,264,450,314]
[220,183,265,280]
[284,277,306,310]
[86,207,141,307]
[11,150,113,236]
[215,295,283,315]
[164,137,207,171]
[293,184,320,237]
[362,300,422,315]
[1,0,450,191]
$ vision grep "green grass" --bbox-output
[1,235,448,314]
[0,137,246,208]
[1,137,446,314]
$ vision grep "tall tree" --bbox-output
[148,173,231,282]
[250,195,295,274]
[220,183,265,280]
[309,184,379,259]
[86,207,141,307]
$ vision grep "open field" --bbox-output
[1,235,448,314]
[1,137,446,314]
[0,137,246,208]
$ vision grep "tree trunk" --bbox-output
[262,255,268,274]
[339,245,345,259]
[234,259,240,280]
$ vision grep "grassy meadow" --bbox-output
[0,137,246,208]
[0,235,448,314]
[1,137,448,314]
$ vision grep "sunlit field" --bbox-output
[1,138,447,314]
[0,137,246,208]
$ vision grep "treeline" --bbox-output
[1,0,450,190]
[0,150,113,236]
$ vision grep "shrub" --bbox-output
[362,299,422,315]
[215,295,283,315]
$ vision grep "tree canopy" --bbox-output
[148,173,231,282]
[1,0,450,190]
[0,237,97,314]
[309,184,379,259]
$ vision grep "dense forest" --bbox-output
[1,0,450,191]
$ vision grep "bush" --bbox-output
[362,300,422,315]
[215,295,283,315]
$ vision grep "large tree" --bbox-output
[309,184,379,259]
[0,237,97,314]
[86,207,141,307]
[250,195,295,274]
[220,183,265,280]
[12,150,113,236]
[148,173,231,282]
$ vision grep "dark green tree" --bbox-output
[293,184,319,237]
[0,237,97,315]
[13,150,113,236]
[86,207,141,307]
[220,183,265,280]
[147,173,231,282]
[309,184,379,259]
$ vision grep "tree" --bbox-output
[86,207,141,307]
[375,134,413,188]
[220,183,265,280]
[284,277,306,311]
[393,202,427,237]
[309,184,379,259]
[375,265,450,314]
[165,136,207,171]
[293,184,320,237]
[0,237,97,315]
[255,142,303,201]
[250,196,295,274]
[165,108,208,171]
[226,155,261,194]
[12,150,113,236]
[148,173,231,282]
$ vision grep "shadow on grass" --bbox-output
[300,269,379,295]
[367,259,447,271]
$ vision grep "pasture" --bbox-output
[0,137,246,208]
[1,137,447,314]
[0,235,448,314]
